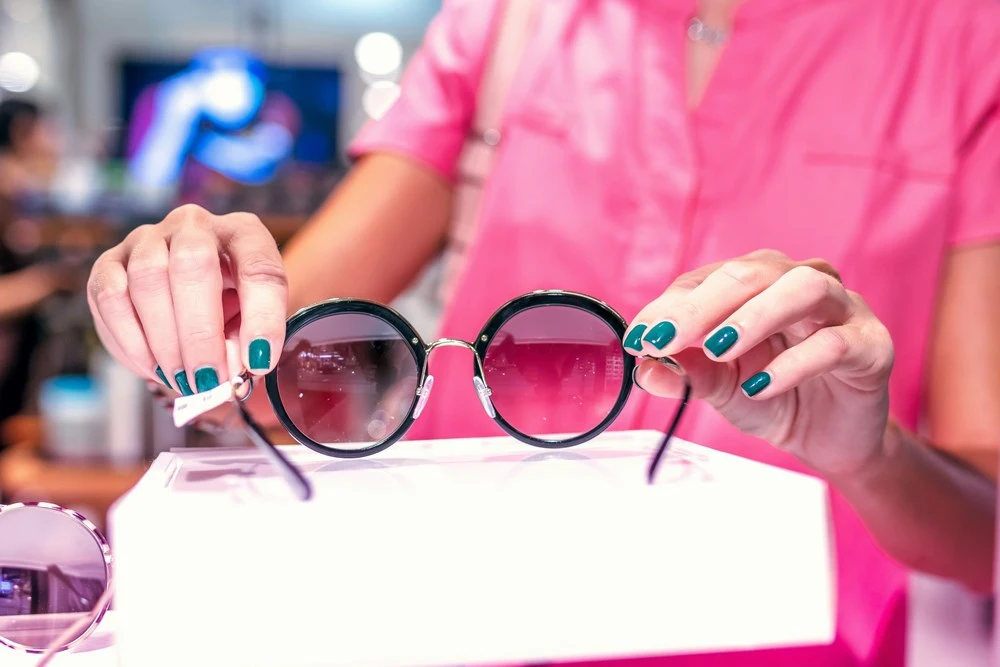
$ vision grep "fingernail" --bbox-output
[624,324,648,352]
[705,325,739,357]
[643,321,677,349]
[249,338,271,370]
[741,371,772,397]
[174,371,194,396]
[194,367,220,393]
[155,366,171,388]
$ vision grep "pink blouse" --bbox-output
[350,0,1000,665]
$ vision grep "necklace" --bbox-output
[687,17,729,46]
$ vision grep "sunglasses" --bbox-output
[0,502,114,665]
[254,290,691,484]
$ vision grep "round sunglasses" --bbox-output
[263,290,691,481]
[0,502,113,665]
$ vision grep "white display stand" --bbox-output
[108,431,835,667]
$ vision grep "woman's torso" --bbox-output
[428,0,997,434]
[359,0,999,664]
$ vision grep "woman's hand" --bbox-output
[87,204,287,395]
[626,249,895,478]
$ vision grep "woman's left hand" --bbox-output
[626,250,895,478]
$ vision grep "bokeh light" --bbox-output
[354,32,402,77]
[3,0,42,23]
[0,52,41,93]
[361,81,401,120]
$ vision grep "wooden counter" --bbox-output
[0,416,147,532]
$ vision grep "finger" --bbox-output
[225,337,244,384]
[739,323,894,399]
[622,263,721,353]
[634,348,741,405]
[701,265,853,362]
[91,306,149,378]
[126,231,186,392]
[634,358,689,398]
[626,259,785,357]
[799,257,843,284]
[169,223,227,394]
[214,213,287,376]
[88,250,160,382]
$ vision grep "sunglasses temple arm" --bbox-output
[235,401,314,502]
[646,381,693,484]
[35,584,115,667]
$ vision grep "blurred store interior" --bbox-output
[0,0,441,528]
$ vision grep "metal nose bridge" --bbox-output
[425,337,477,354]
[416,338,497,420]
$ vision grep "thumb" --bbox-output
[635,348,735,404]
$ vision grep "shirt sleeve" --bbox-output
[947,2,1000,247]
[347,0,503,182]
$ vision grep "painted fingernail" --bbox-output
[174,371,194,396]
[249,338,271,370]
[643,321,677,349]
[705,325,739,357]
[624,324,648,352]
[155,366,171,389]
[741,371,772,397]
[194,367,220,393]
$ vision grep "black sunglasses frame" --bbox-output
[263,290,690,483]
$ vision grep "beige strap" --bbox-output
[443,0,537,299]
[396,0,539,329]
[474,0,537,138]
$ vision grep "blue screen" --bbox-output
[118,51,342,184]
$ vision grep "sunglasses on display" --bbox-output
[251,290,691,487]
[0,503,113,666]
[0,292,692,662]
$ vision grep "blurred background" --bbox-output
[0,0,442,529]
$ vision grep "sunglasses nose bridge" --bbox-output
[420,338,496,420]
[425,337,477,354]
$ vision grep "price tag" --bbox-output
[173,381,234,428]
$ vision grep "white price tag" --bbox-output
[173,381,235,428]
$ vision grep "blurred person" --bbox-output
[0,100,78,433]
[0,99,59,201]
[87,0,998,665]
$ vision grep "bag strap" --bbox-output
[436,0,537,307]
[396,0,538,329]
[472,0,538,140]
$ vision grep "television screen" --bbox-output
[118,48,344,214]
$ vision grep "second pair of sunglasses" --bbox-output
[257,290,690,483]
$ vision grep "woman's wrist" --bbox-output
[821,419,902,492]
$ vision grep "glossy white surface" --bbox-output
[1,613,116,667]
[108,431,835,667]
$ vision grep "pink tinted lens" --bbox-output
[483,305,627,440]
[0,506,108,650]
[276,312,420,450]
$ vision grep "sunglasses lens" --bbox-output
[0,506,108,650]
[276,312,420,450]
[483,305,627,440]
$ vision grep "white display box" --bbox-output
[109,431,834,667]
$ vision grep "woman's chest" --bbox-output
[479,0,958,310]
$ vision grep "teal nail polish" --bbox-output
[249,338,271,370]
[174,371,193,396]
[705,325,739,357]
[194,367,220,393]
[624,324,648,352]
[742,371,772,397]
[643,321,677,349]
[155,366,171,388]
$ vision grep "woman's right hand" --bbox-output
[87,204,288,395]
